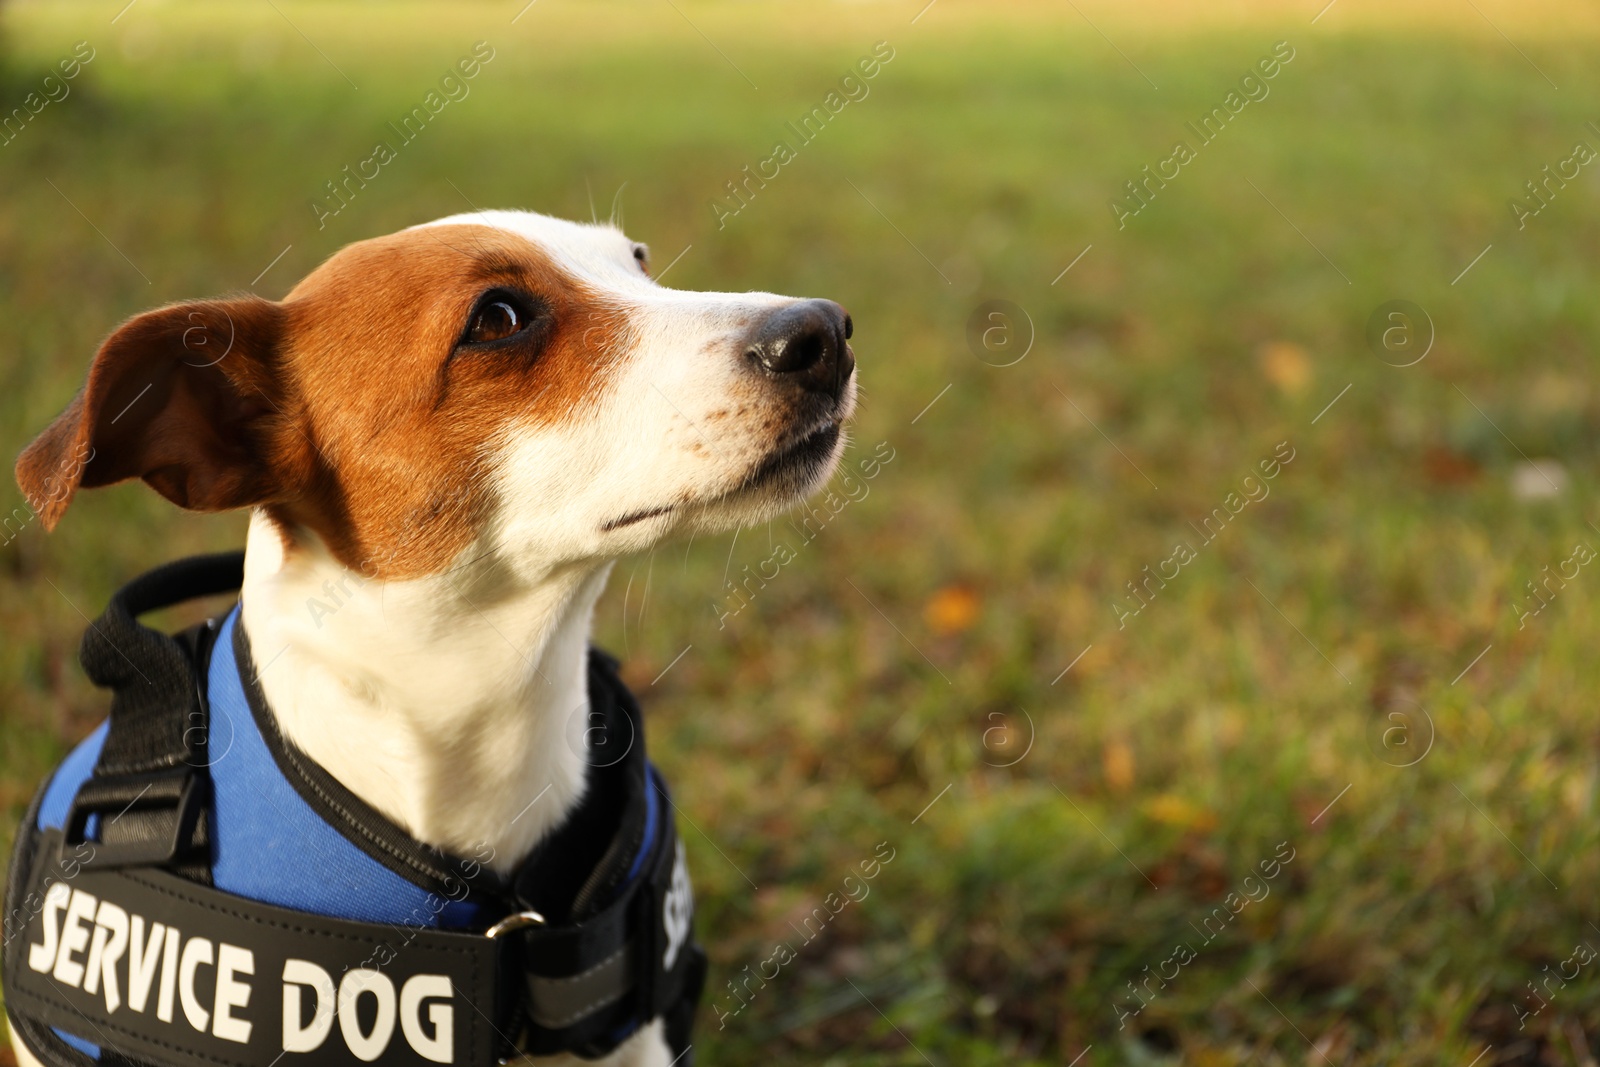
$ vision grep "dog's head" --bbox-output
[15,210,856,578]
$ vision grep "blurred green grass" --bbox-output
[3,1,1600,1063]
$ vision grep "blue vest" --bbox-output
[6,554,704,1066]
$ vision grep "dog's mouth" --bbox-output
[601,420,843,533]
[601,503,676,531]
[738,420,842,493]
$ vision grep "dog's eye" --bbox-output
[632,245,650,276]
[466,300,523,344]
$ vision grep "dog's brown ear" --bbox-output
[15,297,289,530]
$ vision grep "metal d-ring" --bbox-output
[484,910,547,938]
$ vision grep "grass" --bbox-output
[3,1,1600,1063]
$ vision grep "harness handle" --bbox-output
[67,551,244,880]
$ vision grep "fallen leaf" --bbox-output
[1422,446,1481,486]
[1103,739,1135,792]
[1258,341,1313,397]
[924,584,980,635]
[1143,793,1218,833]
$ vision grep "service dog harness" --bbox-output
[4,554,706,1067]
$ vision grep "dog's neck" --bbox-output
[237,511,608,878]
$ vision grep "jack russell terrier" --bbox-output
[4,210,856,1067]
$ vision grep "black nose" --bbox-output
[745,299,854,398]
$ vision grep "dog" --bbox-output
[6,210,856,1067]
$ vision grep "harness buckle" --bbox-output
[484,909,547,938]
[62,766,204,870]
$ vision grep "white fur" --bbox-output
[11,211,854,1067]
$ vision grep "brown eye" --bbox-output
[466,300,522,344]
[632,245,650,275]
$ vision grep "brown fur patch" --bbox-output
[263,224,630,577]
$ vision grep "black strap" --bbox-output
[504,772,703,1059]
[5,553,706,1067]
[66,552,244,881]
[2,827,703,1067]
[5,830,501,1067]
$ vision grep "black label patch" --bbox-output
[4,833,500,1067]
